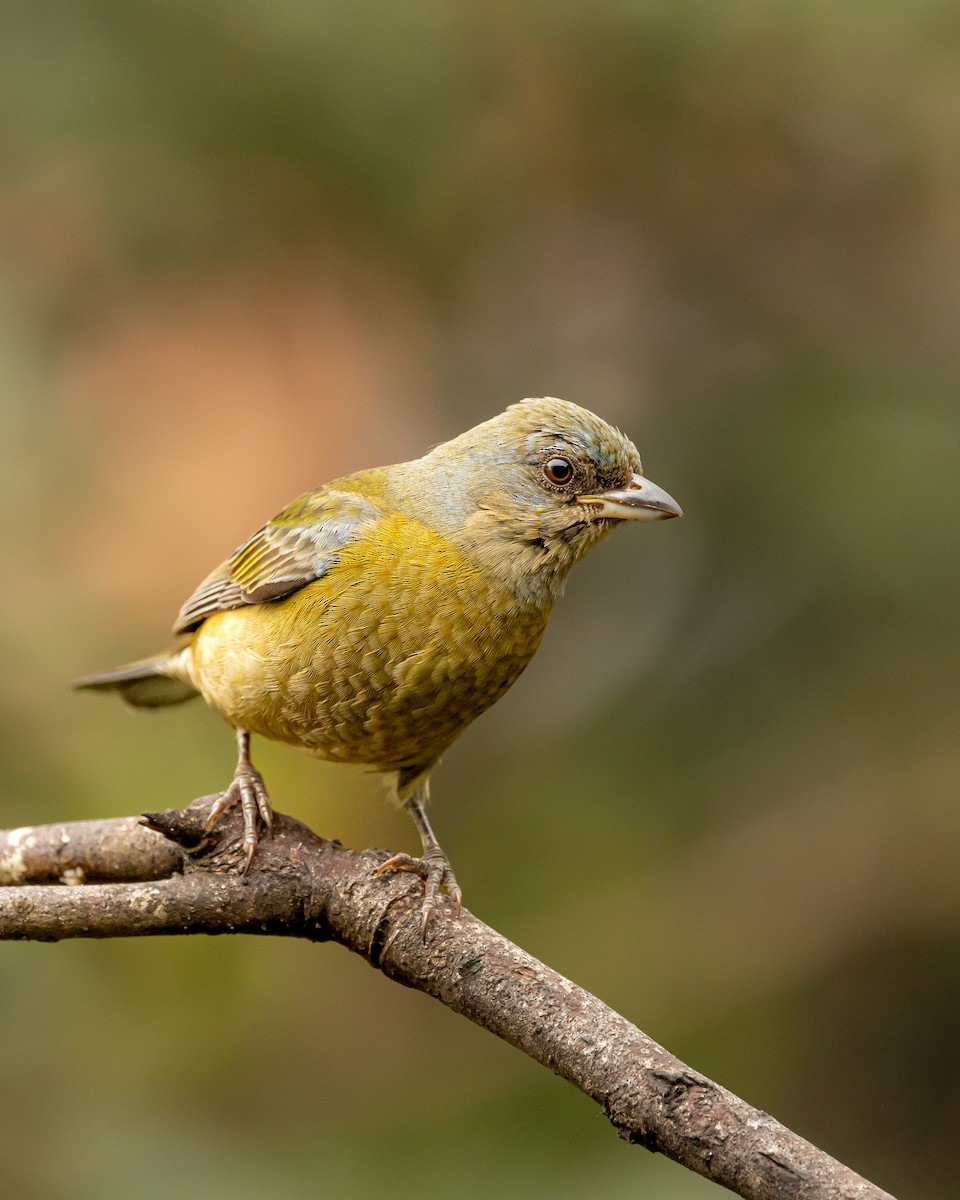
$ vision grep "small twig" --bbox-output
[0,812,182,885]
[0,800,895,1200]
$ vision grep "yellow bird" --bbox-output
[75,397,681,932]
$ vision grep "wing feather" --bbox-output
[173,489,379,634]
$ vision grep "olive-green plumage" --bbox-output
[75,397,681,933]
[189,515,550,773]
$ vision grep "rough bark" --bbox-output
[0,798,895,1200]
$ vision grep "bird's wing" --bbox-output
[173,488,380,634]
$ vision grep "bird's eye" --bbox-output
[543,457,574,486]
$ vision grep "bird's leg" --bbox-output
[203,728,273,872]
[375,784,462,939]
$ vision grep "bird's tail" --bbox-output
[72,645,198,709]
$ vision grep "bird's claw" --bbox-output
[375,847,463,940]
[203,761,273,872]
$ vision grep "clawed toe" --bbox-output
[375,848,462,939]
[203,730,274,872]
[373,785,464,939]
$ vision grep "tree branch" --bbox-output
[0,798,894,1200]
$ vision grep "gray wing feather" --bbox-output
[173,489,379,633]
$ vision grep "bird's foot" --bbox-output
[204,760,273,873]
[375,846,463,940]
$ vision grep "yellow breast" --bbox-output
[188,512,550,772]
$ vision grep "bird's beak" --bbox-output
[576,473,683,521]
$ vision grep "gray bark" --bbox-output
[0,798,895,1200]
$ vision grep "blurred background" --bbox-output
[1,2,958,1196]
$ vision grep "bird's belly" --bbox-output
[188,555,548,771]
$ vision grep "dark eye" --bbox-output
[543,457,574,486]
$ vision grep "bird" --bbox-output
[74,397,681,934]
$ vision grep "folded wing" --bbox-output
[174,489,380,633]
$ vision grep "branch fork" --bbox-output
[0,798,895,1200]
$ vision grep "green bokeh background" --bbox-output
[2,3,958,1197]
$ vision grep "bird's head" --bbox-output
[405,397,681,603]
